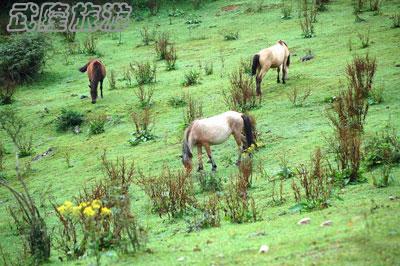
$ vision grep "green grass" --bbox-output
[1,0,400,265]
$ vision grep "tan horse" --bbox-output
[79,59,106,104]
[182,111,256,173]
[251,40,291,96]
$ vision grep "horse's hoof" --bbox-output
[277,80,281,83]
[91,101,96,104]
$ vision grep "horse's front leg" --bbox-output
[256,66,269,96]
[197,145,204,172]
[233,132,244,166]
[204,143,217,171]
[276,67,281,83]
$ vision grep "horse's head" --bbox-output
[181,141,193,173]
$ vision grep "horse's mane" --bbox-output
[278,40,288,47]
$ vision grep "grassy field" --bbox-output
[1,0,400,265]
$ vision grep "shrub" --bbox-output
[154,32,170,60]
[0,33,49,85]
[136,166,196,218]
[134,85,154,108]
[88,114,107,135]
[187,193,221,232]
[168,94,187,108]
[83,34,97,55]
[326,54,377,183]
[108,69,117,90]
[129,108,156,146]
[53,152,146,260]
[183,95,203,127]
[223,31,239,41]
[223,167,257,224]
[196,171,223,192]
[56,108,84,132]
[358,29,371,48]
[364,122,400,169]
[0,157,50,263]
[299,0,316,38]
[223,67,260,112]
[390,13,400,28]
[130,61,157,85]
[291,148,333,211]
[0,81,16,105]
[182,69,201,86]
[165,45,177,71]
[287,87,312,107]
[0,107,34,157]
[139,26,156,45]
[281,0,293,19]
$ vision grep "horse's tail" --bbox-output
[241,114,255,149]
[286,54,291,67]
[182,125,193,158]
[79,62,89,73]
[251,54,260,76]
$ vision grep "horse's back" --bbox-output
[259,42,289,68]
[87,59,106,80]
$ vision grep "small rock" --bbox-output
[177,256,185,262]
[320,220,333,227]
[298,217,311,225]
[193,245,201,252]
[80,95,88,99]
[389,196,396,201]
[259,245,269,254]
[74,126,81,134]
[301,54,314,62]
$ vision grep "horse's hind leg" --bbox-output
[197,144,204,172]
[100,80,104,98]
[204,143,217,171]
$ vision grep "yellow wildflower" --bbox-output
[83,206,96,217]
[63,200,74,212]
[71,206,81,216]
[91,200,101,209]
[57,205,66,215]
[100,207,112,216]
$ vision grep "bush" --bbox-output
[129,108,156,146]
[0,33,49,85]
[364,122,400,169]
[83,34,97,55]
[0,81,16,105]
[53,152,146,260]
[223,31,239,41]
[88,114,107,135]
[139,26,156,45]
[0,107,34,157]
[223,67,260,112]
[154,32,170,60]
[165,45,177,71]
[0,157,50,263]
[187,193,221,232]
[108,69,117,90]
[287,87,312,107]
[182,69,201,86]
[390,13,400,28]
[183,95,203,127]
[130,61,157,85]
[134,85,154,108]
[168,94,187,108]
[291,148,333,211]
[136,166,196,218]
[56,108,84,132]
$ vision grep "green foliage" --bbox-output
[129,108,156,146]
[88,114,107,135]
[281,0,293,19]
[358,29,371,48]
[368,85,384,105]
[135,85,154,108]
[83,34,97,55]
[223,31,239,41]
[168,8,185,17]
[203,61,213,75]
[154,32,170,60]
[0,142,4,172]
[165,45,177,71]
[196,171,223,192]
[372,163,393,188]
[108,69,117,90]
[168,94,187,108]
[183,95,203,127]
[139,26,156,45]
[390,13,400,28]
[186,194,221,232]
[130,61,157,85]
[56,108,84,132]
[0,33,49,85]
[182,69,201,86]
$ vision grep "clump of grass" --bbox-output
[108,69,117,90]
[369,0,382,13]
[357,28,371,48]
[136,166,196,218]
[223,67,260,112]
[182,69,201,86]
[368,85,384,105]
[88,114,107,135]
[196,171,223,192]
[372,163,393,188]
[83,34,97,55]
[291,148,333,211]
[139,26,156,45]
[0,107,34,157]
[203,61,213,75]
[183,95,203,127]
[0,142,5,172]
[239,57,252,75]
[154,32,170,60]
[353,0,365,14]
[135,85,154,108]
[258,163,286,206]
[223,31,239,41]
[56,108,84,132]
[187,193,221,232]
[62,30,76,43]
[129,108,156,146]
[130,61,157,85]
[287,87,312,107]
[123,67,132,87]
[281,0,293,19]
[165,45,177,71]
[390,13,400,28]
[168,94,187,108]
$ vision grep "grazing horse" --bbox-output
[251,40,291,96]
[181,111,256,173]
[79,59,106,104]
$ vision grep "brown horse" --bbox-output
[181,111,256,173]
[251,40,291,96]
[79,59,106,104]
